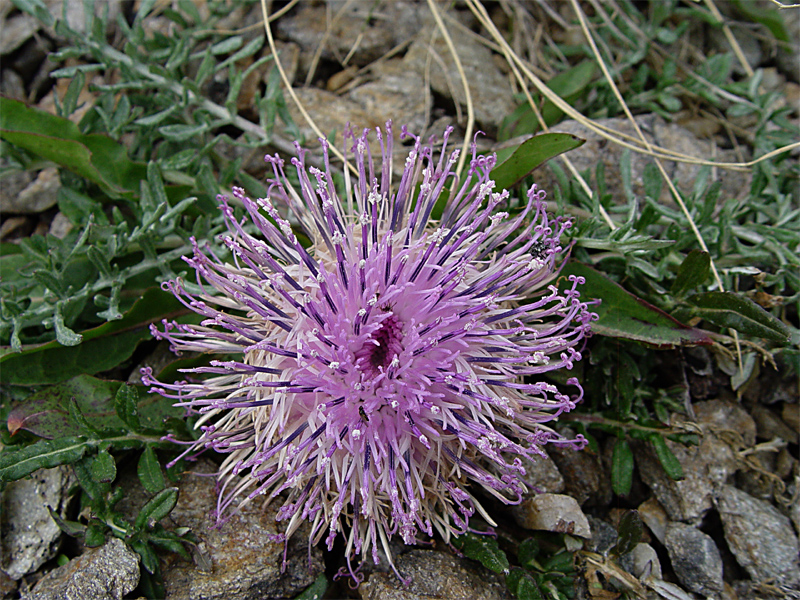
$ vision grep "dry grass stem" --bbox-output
[427,0,474,177]
[259,0,356,174]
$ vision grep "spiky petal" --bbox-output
[144,123,594,582]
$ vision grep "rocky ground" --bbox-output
[1,1,799,599]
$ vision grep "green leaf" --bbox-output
[492,133,585,191]
[146,529,191,560]
[0,437,89,482]
[539,60,597,126]
[0,97,146,198]
[516,574,544,600]
[131,539,161,574]
[650,435,684,481]
[84,524,106,547]
[135,487,179,530]
[561,262,712,348]
[610,438,634,497]
[7,375,180,439]
[90,449,117,483]
[293,573,328,600]
[9,0,54,27]
[209,35,243,55]
[506,568,544,600]
[158,123,209,142]
[53,305,83,346]
[68,397,101,436]
[730,0,789,42]
[611,510,643,557]
[115,383,142,432]
[7,376,124,438]
[138,445,166,494]
[1,287,185,385]
[48,506,86,537]
[671,250,711,298]
[73,456,109,502]
[137,568,166,599]
[500,61,596,139]
[518,538,540,569]
[452,532,510,574]
[684,291,790,342]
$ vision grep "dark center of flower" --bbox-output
[358,312,403,377]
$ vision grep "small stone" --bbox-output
[0,68,27,102]
[585,516,617,554]
[403,16,515,135]
[716,485,800,586]
[791,476,800,539]
[0,12,39,55]
[0,169,36,213]
[637,497,669,544]
[49,213,73,239]
[511,493,591,539]
[348,58,430,137]
[519,452,565,495]
[634,430,738,523]
[694,399,757,447]
[631,543,662,580]
[0,466,74,580]
[0,216,29,241]
[277,2,421,71]
[664,522,723,596]
[155,460,323,600]
[358,549,506,600]
[772,0,800,81]
[751,404,798,445]
[544,115,750,208]
[548,430,611,507]
[26,538,139,600]
[267,41,300,86]
[782,402,799,433]
[286,87,372,145]
[1,168,61,214]
[0,569,17,598]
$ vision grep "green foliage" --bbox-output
[452,531,510,574]
[492,134,585,191]
[610,510,643,557]
[1,376,192,591]
[0,2,305,593]
[506,534,577,600]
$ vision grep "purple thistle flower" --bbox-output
[143,123,595,582]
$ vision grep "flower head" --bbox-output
[143,123,594,582]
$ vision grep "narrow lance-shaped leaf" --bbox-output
[491,133,585,191]
[452,532,510,574]
[684,291,790,342]
[611,437,634,497]
[561,262,712,348]
[135,487,179,530]
[611,510,643,557]
[115,383,142,432]
[138,445,166,494]
[650,434,684,481]
[671,250,711,298]
[0,437,90,482]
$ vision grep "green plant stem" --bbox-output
[561,412,686,435]
[9,244,191,335]
[76,32,329,168]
